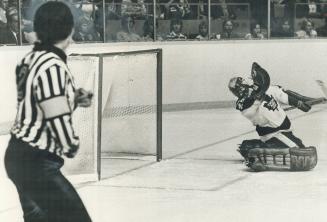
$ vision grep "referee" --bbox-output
[5,2,92,222]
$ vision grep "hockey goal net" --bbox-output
[66,49,163,180]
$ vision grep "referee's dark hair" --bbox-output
[34,1,74,45]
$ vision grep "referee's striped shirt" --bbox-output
[11,44,79,157]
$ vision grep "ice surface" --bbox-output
[1,106,327,222]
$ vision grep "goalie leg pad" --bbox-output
[289,147,317,171]
[246,147,318,171]
[247,148,290,171]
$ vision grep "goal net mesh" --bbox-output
[65,56,100,177]
[101,53,158,158]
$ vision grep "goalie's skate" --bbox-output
[248,160,268,172]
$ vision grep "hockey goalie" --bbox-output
[228,62,318,171]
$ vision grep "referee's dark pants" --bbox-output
[4,136,92,222]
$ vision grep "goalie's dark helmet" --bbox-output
[228,77,251,98]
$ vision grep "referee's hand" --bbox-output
[75,88,93,108]
[64,145,79,158]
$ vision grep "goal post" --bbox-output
[68,48,163,180]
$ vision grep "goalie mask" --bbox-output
[228,77,252,98]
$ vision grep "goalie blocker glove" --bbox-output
[285,90,312,112]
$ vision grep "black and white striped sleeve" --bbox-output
[34,64,79,154]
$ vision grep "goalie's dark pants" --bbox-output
[242,131,305,150]
[265,131,305,148]
[4,136,92,222]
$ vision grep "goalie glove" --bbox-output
[296,101,311,112]
[251,62,270,99]
[285,90,312,112]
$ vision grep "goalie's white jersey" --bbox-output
[239,85,291,142]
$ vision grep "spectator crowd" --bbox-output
[1,0,327,45]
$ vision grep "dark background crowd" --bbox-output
[1,0,327,45]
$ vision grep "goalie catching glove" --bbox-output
[251,62,270,99]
